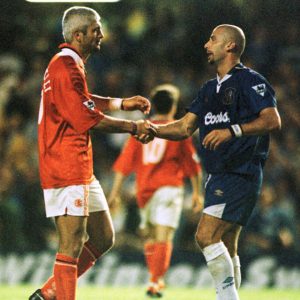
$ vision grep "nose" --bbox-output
[204,41,209,49]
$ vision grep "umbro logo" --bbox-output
[214,189,224,197]
[222,276,234,290]
[252,84,266,96]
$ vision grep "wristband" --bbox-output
[121,99,125,110]
[229,124,243,138]
[131,121,137,135]
[110,98,123,110]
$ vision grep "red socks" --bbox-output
[53,253,78,300]
[77,241,102,277]
[144,242,173,283]
[41,242,102,300]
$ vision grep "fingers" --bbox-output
[202,129,231,150]
[133,120,156,143]
[122,96,151,114]
[134,133,155,144]
[144,120,157,135]
[142,98,151,114]
[192,195,203,213]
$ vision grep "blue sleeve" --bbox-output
[188,85,205,115]
[243,72,277,115]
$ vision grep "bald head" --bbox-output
[215,24,246,56]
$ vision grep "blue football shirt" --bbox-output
[189,63,277,174]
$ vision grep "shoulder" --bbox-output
[48,54,79,78]
[238,66,270,84]
[204,78,217,88]
[197,78,217,95]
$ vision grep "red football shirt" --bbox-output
[38,44,104,189]
[113,121,201,208]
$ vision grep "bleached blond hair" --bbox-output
[62,6,100,43]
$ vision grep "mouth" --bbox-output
[206,52,214,61]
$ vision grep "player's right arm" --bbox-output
[152,112,199,141]
[94,116,155,143]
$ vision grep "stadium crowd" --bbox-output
[0,0,299,262]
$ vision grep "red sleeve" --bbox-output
[51,57,104,134]
[181,137,201,177]
[113,136,140,175]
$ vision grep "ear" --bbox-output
[226,41,237,53]
[73,31,82,43]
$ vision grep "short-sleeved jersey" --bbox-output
[38,44,104,189]
[189,63,277,174]
[113,120,201,208]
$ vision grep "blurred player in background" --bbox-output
[139,25,281,299]
[108,84,203,298]
[29,6,155,300]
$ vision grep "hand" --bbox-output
[202,129,232,150]
[134,120,157,144]
[191,194,204,213]
[107,192,121,214]
[122,96,151,114]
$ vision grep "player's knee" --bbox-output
[103,231,115,251]
[93,230,115,253]
[195,230,213,250]
[59,229,87,257]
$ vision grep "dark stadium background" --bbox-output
[0,0,299,289]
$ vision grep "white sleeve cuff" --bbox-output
[109,98,123,111]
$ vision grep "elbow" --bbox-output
[270,116,282,132]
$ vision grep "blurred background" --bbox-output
[0,0,299,288]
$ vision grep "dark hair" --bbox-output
[150,84,180,114]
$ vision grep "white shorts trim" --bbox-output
[203,203,226,219]
[43,178,108,217]
[139,186,184,230]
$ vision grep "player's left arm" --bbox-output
[202,107,281,150]
[89,94,151,114]
[203,107,281,150]
[240,107,281,135]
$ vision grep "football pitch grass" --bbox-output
[1,285,299,300]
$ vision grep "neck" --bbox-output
[217,57,240,79]
[69,42,90,61]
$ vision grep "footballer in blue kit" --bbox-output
[149,24,281,300]
[189,63,277,226]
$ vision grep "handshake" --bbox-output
[133,120,158,144]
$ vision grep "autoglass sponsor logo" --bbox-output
[204,112,230,125]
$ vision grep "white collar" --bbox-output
[217,73,232,84]
[59,47,83,67]
[216,74,232,93]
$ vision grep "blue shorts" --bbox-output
[203,170,263,226]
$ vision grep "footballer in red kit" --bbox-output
[30,6,155,300]
[109,84,203,298]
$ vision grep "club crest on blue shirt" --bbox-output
[252,83,266,96]
[223,87,236,105]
